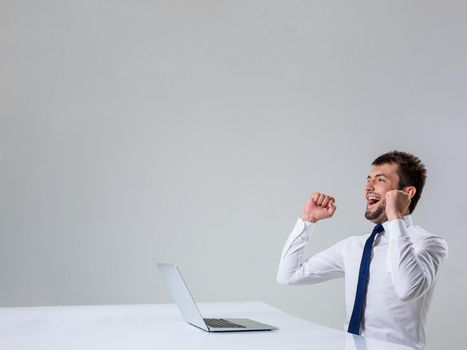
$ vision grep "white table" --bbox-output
[0,301,411,350]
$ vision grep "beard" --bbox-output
[365,202,387,223]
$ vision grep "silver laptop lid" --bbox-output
[157,263,208,330]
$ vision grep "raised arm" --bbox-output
[277,193,345,285]
[385,190,448,301]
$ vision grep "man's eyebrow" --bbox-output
[367,173,389,180]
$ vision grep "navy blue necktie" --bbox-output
[347,224,384,335]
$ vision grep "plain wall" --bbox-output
[1,1,466,349]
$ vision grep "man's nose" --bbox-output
[365,180,375,192]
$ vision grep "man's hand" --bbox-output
[385,190,411,221]
[301,192,337,223]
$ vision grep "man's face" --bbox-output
[364,163,400,224]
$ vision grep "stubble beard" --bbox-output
[365,202,387,224]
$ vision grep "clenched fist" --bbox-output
[385,190,411,221]
[301,192,337,223]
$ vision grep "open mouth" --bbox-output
[367,194,381,207]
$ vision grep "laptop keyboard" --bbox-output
[204,318,246,328]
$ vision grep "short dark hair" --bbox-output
[372,150,427,214]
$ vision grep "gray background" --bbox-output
[1,1,466,349]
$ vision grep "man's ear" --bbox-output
[403,186,417,200]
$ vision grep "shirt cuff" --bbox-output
[301,217,315,228]
[297,217,315,234]
[386,218,410,241]
[284,218,315,246]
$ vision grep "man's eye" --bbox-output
[378,178,385,182]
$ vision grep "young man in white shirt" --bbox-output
[277,151,448,350]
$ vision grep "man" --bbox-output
[276,151,448,350]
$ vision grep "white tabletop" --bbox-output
[0,301,411,350]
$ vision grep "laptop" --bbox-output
[157,263,277,332]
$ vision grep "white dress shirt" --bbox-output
[276,215,448,350]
